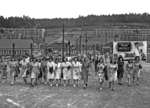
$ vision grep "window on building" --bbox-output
[9,50,12,55]
[22,50,25,55]
[0,50,2,55]
[3,50,7,55]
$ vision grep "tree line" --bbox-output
[0,13,150,29]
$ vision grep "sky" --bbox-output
[0,0,150,19]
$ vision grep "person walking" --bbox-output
[72,57,80,87]
[126,59,134,86]
[61,57,72,87]
[117,56,124,85]
[54,59,62,86]
[47,58,55,86]
[82,57,91,89]
[108,59,118,91]
[41,58,48,84]
[133,56,142,85]
[97,58,105,90]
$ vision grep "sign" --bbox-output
[113,41,147,60]
[102,46,111,54]
[117,42,132,52]
[33,49,43,58]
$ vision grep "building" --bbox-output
[0,39,33,56]
[0,28,45,41]
[95,29,150,41]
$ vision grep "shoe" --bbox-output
[50,84,52,86]
[64,84,66,87]
[109,84,111,88]
[11,82,13,85]
[112,89,115,91]
[100,87,102,90]
[83,86,86,89]
[85,83,87,87]
[118,83,123,85]
[31,84,34,87]
[56,84,58,87]
[45,82,47,85]
[73,84,76,87]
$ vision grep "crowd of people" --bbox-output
[0,53,142,91]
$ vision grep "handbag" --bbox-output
[49,67,53,74]
[139,64,142,69]
[61,72,63,78]
[103,66,108,81]
[67,65,71,70]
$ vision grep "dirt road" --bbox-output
[0,62,150,108]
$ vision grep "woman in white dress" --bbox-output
[47,58,55,86]
[61,57,72,87]
[72,57,80,87]
[126,59,134,86]
[108,59,118,91]
[20,57,28,85]
[54,59,62,86]
[9,58,18,85]
[31,59,40,87]
[78,61,82,81]
[0,58,8,83]
[133,56,142,85]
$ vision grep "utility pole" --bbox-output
[68,41,71,56]
[12,43,15,57]
[85,31,88,55]
[30,43,33,57]
[62,23,65,61]
[76,37,79,55]
[79,35,82,54]
[106,32,107,45]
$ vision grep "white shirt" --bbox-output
[20,60,27,66]
[25,57,30,63]
[67,57,72,61]
[54,62,62,71]
[62,61,72,68]
[72,61,80,68]
[37,62,41,67]
[135,48,140,56]
[47,61,55,71]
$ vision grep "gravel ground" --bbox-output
[0,62,150,108]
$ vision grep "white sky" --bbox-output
[0,0,150,19]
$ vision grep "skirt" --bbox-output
[47,72,55,79]
[55,69,61,79]
[82,69,89,83]
[63,68,71,80]
[31,68,39,79]
[42,67,47,80]
[72,68,80,80]
[21,68,28,78]
[133,69,141,78]
[109,71,117,82]
[117,68,124,79]
[98,72,104,82]
[10,68,18,77]
[127,70,133,78]
[1,69,7,78]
